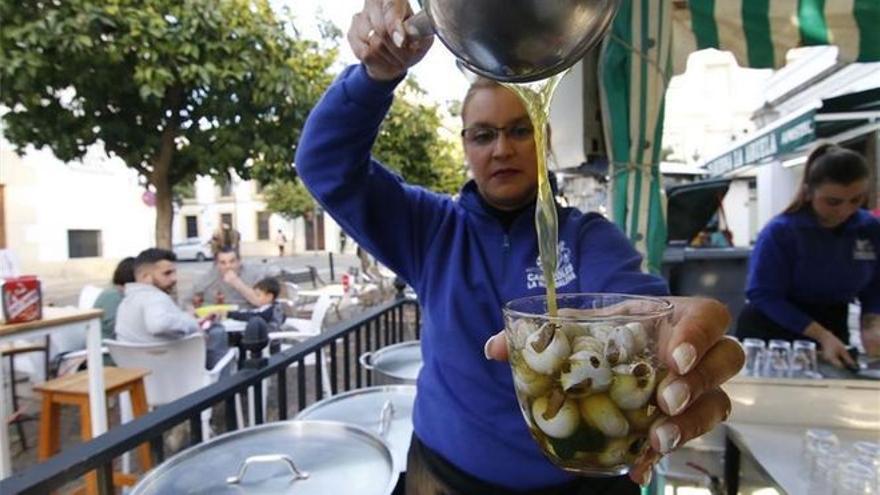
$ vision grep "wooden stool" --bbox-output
[34,367,153,494]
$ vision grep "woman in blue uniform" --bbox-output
[297,0,745,492]
[737,143,880,368]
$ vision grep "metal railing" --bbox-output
[0,296,421,495]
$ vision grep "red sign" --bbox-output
[2,276,43,323]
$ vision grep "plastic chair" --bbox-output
[78,284,104,310]
[269,293,337,397]
[105,334,240,441]
[278,282,300,318]
[49,284,109,376]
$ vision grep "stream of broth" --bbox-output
[504,73,567,316]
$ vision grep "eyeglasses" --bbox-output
[460,124,534,146]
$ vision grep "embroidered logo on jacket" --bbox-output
[854,239,876,261]
[526,241,577,289]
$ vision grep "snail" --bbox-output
[522,323,570,375]
[560,350,612,394]
[513,361,554,396]
[532,390,579,439]
[579,393,629,438]
[609,361,656,410]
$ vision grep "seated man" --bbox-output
[116,248,229,369]
[191,247,273,308]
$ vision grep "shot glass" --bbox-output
[803,429,839,469]
[742,338,766,377]
[503,293,673,476]
[790,340,819,378]
[763,339,791,378]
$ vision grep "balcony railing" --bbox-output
[0,296,421,495]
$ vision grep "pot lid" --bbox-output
[295,385,416,472]
[363,341,422,381]
[132,420,396,495]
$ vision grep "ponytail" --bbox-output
[783,142,869,214]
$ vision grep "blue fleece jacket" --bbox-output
[295,64,669,490]
[746,209,880,334]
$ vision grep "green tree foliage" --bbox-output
[262,179,315,220]
[0,0,335,247]
[374,80,465,196]
[264,81,465,222]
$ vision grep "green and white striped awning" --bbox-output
[600,0,880,274]
[673,0,880,72]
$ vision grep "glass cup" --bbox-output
[804,429,840,469]
[503,293,673,476]
[763,339,792,378]
[790,340,819,378]
[742,338,766,377]
[834,462,876,495]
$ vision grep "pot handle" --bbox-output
[359,351,375,370]
[378,399,395,438]
[226,454,310,485]
[403,11,433,38]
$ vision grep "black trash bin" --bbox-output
[661,179,752,330]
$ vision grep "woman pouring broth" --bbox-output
[295,0,745,492]
[737,143,880,368]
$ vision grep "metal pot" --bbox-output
[406,0,621,82]
[295,385,416,473]
[131,420,396,495]
[359,341,422,385]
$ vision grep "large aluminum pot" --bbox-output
[406,0,621,82]
[296,385,417,473]
[359,341,422,385]
[131,420,396,495]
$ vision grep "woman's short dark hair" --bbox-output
[783,142,869,214]
[112,257,136,286]
[254,277,280,299]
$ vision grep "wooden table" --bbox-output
[0,307,105,479]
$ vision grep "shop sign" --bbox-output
[706,110,816,176]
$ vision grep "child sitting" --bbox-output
[225,278,285,340]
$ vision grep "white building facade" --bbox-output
[172,173,351,257]
[0,139,155,278]
[701,46,880,239]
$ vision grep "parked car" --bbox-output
[172,238,212,262]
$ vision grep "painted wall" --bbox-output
[0,138,155,278]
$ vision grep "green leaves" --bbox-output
[373,82,466,195]
[0,0,335,246]
[262,179,316,220]
[1,0,464,246]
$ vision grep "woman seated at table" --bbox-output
[736,143,880,368]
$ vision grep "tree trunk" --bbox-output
[152,126,175,249]
[150,86,183,249]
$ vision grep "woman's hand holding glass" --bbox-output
[485,296,744,485]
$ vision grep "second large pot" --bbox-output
[359,341,422,385]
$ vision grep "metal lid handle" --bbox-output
[226,454,310,485]
[378,399,395,438]
[359,351,375,370]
